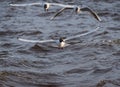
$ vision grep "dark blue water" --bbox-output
[0,0,120,87]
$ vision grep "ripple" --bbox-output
[94,31,109,37]
[1,43,12,48]
[112,50,120,56]
[92,0,117,3]
[65,68,91,74]
[16,49,31,54]
[113,16,120,21]
[96,80,107,87]
[92,67,112,74]
[37,12,55,17]
[103,39,120,45]
[0,30,22,36]
[0,70,63,87]
[98,12,110,16]
[22,31,42,36]
[96,79,120,87]
[0,51,9,58]
[29,44,50,52]
[108,27,120,31]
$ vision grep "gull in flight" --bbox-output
[50,6,101,21]
[10,2,101,21]
[10,2,74,11]
[18,27,99,48]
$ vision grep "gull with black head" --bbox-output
[18,27,99,48]
[50,6,101,21]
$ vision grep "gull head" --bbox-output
[75,7,81,14]
[59,37,66,48]
[44,3,50,11]
[59,37,65,43]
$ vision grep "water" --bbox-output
[0,0,120,87]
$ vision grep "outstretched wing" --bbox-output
[80,7,101,21]
[50,7,73,20]
[10,2,74,7]
[50,3,74,7]
[18,38,55,43]
[10,2,43,6]
[65,27,99,41]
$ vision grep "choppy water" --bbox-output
[0,0,120,87]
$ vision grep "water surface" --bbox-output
[0,0,120,87]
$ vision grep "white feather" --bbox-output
[18,38,55,43]
[18,27,99,48]
[10,2,74,7]
[65,27,99,41]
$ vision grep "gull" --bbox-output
[18,27,99,48]
[50,6,101,21]
[10,2,101,21]
[10,2,74,11]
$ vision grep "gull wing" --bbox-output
[50,3,74,7]
[18,38,56,43]
[65,27,99,41]
[10,2,74,7]
[10,2,44,6]
[50,7,73,20]
[80,7,101,21]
